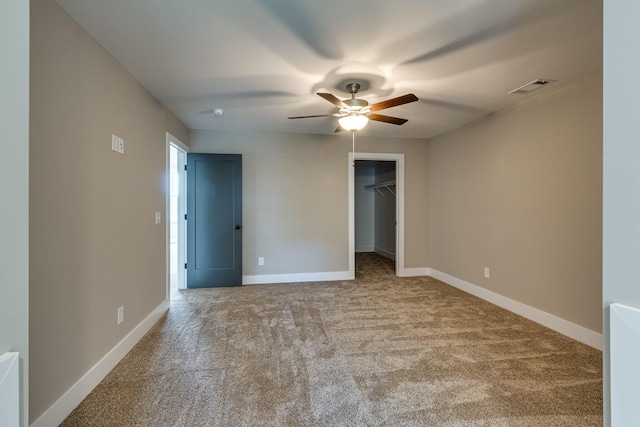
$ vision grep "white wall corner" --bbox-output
[610,303,640,425]
[429,269,603,350]
[373,247,396,261]
[0,352,19,427]
[30,300,170,427]
[355,246,374,253]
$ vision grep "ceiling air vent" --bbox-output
[509,79,556,95]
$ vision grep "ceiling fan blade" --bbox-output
[288,114,335,119]
[370,94,419,112]
[317,93,347,108]
[367,113,408,125]
[334,126,346,132]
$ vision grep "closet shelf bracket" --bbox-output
[365,180,396,196]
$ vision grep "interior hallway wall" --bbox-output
[29,0,189,421]
[603,0,640,424]
[428,70,603,334]
[0,0,30,424]
[189,130,429,275]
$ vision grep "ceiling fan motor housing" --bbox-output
[343,98,369,110]
[346,82,361,94]
[343,82,369,112]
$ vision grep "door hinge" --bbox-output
[184,263,187,269]
[184,214,187,220]
[184,164,187,171]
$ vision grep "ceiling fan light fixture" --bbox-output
[289,82,417,131]
[339,114,369,131]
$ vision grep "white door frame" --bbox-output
[166,133,189,298]
[348,152,405,278]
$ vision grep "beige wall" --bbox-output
[0,0,30,425]
[428,70,603,333]
[190,130,429,274]
[29,0,188,421]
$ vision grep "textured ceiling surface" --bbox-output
[55,0,602,139]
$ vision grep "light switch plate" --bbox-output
[112,134,124,154]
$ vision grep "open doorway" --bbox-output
[356,160,397,259]
[167,134,188,295]
[354,160,397,274]
[348,152,405,279]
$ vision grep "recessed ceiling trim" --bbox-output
[509,79,557,95]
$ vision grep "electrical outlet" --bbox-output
[155,212,161,224]
[258,257,264,266]
[117,306,124,325]
[484,267,491,279]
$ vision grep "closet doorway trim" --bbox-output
[348,152,405,278]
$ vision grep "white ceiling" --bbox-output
[54,0,602,139]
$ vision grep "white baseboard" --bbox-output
[355,245,374,253]
[374,247,396,261]
[31,300,170,427]
[428,269,602,350]
[243,270,353,285]
[399,267,430,277]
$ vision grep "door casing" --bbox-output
[166,133,189,298]
[348,152,405,278]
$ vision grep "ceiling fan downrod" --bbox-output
[342,83,369,111]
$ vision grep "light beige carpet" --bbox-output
[62,253,602,426]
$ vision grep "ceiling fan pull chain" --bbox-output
[352,132,355,167]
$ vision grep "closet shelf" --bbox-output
[365,180,396,196]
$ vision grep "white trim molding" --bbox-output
[399,267,430,277]
[349,152,405,278]
[31,300,170,427]
[166,133,189,296]
[610,303,640,424]
[428,268,603,350]
[243,271,352,285]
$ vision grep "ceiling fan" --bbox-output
[288,83,418,132]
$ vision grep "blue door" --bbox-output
[186,153,242,287]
